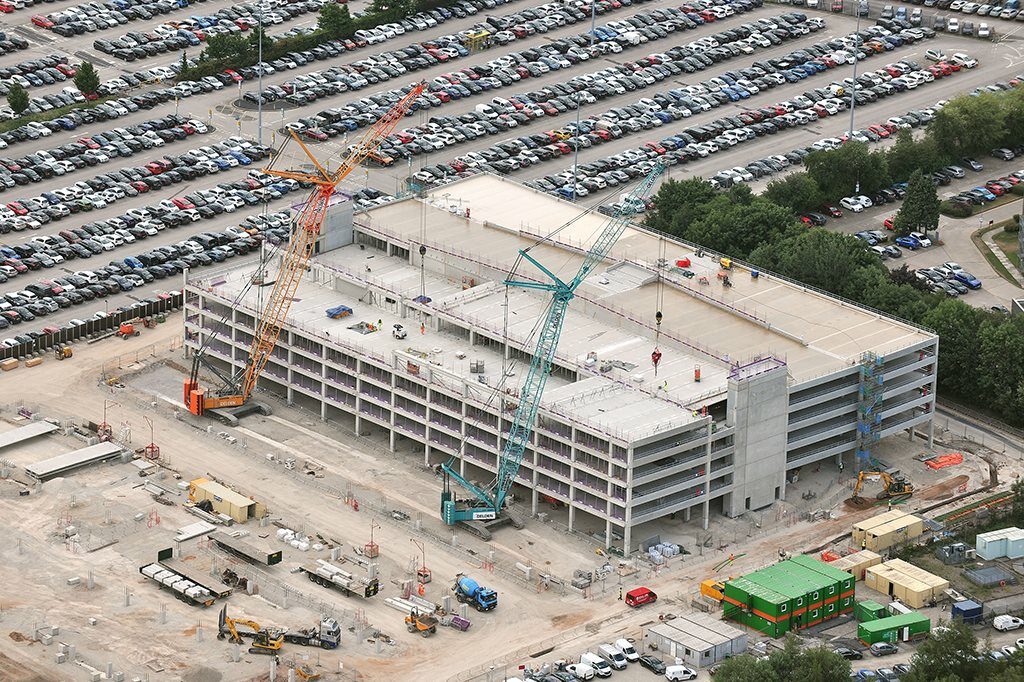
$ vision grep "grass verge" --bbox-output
[971,222,1022,287]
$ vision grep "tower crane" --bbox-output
[440,163,665,537]
[184,84,426,421]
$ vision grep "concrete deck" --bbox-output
[355,174,934,383]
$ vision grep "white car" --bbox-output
[943,261,965,274]
[841,196,867,212]
[994,615,1024,631]
[665,665,698,681]
[910,231,933,247]
[951,52,978,68]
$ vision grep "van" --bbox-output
[625,587,658,607]
[474,103,499,120]
[598,644,627,670]
[614,638,640,662]
[580,652,612,677]
[595,120,623,137]
[565,662,596,679]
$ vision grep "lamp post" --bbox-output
[257,9,264,145]
[848,0,869,138]
[570,0,598,200]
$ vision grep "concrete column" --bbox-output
[623,523,631,558]
[604,518,613,550]
[568,503,575,531]
[702,500,709,531]
[684,507,691,522]
[908,428,914,442]
[389,428,396,452]
[423,439,429,467]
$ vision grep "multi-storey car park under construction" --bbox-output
[183,173,939,556]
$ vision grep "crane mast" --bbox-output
[185,84,426,417]
[441,163,665,529]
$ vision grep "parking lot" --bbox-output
[0,0,1020,342]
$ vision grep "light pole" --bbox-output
[570,0,598,199]
[257,10,264,145]
[848,0,869,138]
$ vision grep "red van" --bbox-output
[625,587,657,608]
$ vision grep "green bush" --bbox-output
[1005,219,1020,233]
[1012,184,1024,196]
[940,200,973,218]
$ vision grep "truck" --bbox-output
[140,563,216,607]
[281,617,342,649]
[299,560,380,599]
[453,574,498,612]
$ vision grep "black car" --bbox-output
[639,654,666,673]
[801,212,828,226]
[833,646,863,660]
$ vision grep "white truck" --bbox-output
[994,615,1024,631]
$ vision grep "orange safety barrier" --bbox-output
[927,453,964,469]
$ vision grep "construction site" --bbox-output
[0,89,1018,682]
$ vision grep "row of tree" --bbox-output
[6,62,100,116]
[181,0,457,81]
[715,622,1023,682]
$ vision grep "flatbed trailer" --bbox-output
[140,563,217,607]
[210,531,282,566]
[299,560,380,599]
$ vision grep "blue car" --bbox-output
[230,151,252,165]
[954,271,982,289]
[124,256,144,269]
[974,187,997,201]
[895,236,920,250]
[212,158,230,170]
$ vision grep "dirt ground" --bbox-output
[0,318,1015,681]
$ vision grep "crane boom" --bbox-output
[185,84,426,416]
[441,163,665,527]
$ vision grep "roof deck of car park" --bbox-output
[355,173,935,383]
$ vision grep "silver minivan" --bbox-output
[598,643,628,670]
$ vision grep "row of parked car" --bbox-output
[93,0,327,61]
[947,152,1024,210]
[0,54,76,98]
[433,45,952,199]
[516,638,697,680]
[0,133,273,234]
[240,0,684,107]
[0,30,29,60]
[0,115,210,199]
[337,11,813,170]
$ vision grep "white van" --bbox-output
[598,644,627,670]
[474,103,499,120]
[614,638,640,662]
[580,652,612,677]
[666,665,698,680]
[564,663,595,680]
[994,615,1024,631]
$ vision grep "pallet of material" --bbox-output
[0,359,17,371]
[24,357,42,368]
[157,557,233,599]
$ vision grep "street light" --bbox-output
[848,0,870,138]
[257,9,264,145]
[570,0,598,200]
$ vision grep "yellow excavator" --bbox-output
[218,605,283,655]
[852,471,914,501]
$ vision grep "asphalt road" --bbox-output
[0,0,1020,333]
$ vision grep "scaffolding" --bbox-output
[856,352,884,471]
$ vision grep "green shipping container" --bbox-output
[855,600,888,622]
[858,612,931,644]
[790,554,856,594]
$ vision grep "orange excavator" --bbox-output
[184,83,425,422]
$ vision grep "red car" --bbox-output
[145,162,165,174]
[986,182,1006,196]
[435,91,451,102]
[131,181,150,193]
[223,69,243,83]
[644,142,666,154]
[6,202,27,216]
[822,204,843,218]
[304,129,328,142]
[868,124,890,138]
[79,137,100,149]
[3,258,26,273]
[31,15,55,28]
[883,216,895,230]
[56,63,76,76]
[0,2,16,14]
[171,197,195,210]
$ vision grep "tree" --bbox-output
[204,33,250,61]
[713,655,775,682]
[976,315,1024,424]
[73,61,100,96]
[248,26,273,60]
[804,141,890,200]
[318,3,353,38]
[711,637,848,682]
[887,129,946,183]
[921,299,986,399]
[685,196,801,260]
[763,172,823,214]
[892,169,940,237]
[903,621,984,682]
[646,177,718,236]
[928,92,1006,159]
[1000,86,1024,150]
[798,645,852,682]
[6,82,28,116]
[748,229,880,298]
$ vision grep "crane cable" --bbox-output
[653,236,665,376]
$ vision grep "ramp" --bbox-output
[25,442,123,481]
[0,421,59,452]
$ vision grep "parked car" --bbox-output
[870,642,899,656]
